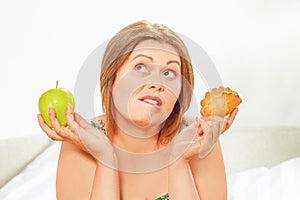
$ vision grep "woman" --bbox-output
[38,20,237,200]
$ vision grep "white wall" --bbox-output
[1,0,299,139]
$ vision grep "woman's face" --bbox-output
[112,39,182,128]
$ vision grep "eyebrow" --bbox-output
[167,60,180,66]
[132,54,181,66]
[132,54,153,62]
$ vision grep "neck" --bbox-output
[111,110,162,153]
[112,129,160,153]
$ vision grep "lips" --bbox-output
[139,95,162,107]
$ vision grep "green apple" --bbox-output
[38,81,75,128]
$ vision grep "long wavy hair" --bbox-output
[100,20,194,144]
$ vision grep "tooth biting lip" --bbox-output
[138,95,162,107]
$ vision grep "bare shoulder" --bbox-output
[56,141,97,199]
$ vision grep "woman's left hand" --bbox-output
[197,108,237,158]
[170,108,238,162]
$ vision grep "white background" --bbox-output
[1,0,300,139]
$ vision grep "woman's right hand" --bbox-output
[37,104,115,165]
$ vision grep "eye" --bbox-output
[162,69,176,79]
[135,64,149,73]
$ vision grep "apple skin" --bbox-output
[38,87,75,128]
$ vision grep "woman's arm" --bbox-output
[167,120,227,200]
[56,142,97,200]
[38,106,120,199]
[56,142,120,200]
[179,109,237,199]
[90,153,120,200]
[189,140,227,200]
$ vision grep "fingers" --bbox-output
[37,105,106,153]
[48,107,75,139]
[200,115,225,131]
[222,108,238,132]
[228,108,238,125]
[66,104,77,134]
[200,109,238,134]
[74,112,93,130]
[198,116,225,143]
[66,104,74,124]
[37,114,64,141]
[196,117,204,136]
[198,118,208,135]
[201,115,224,123]
[49,108,65,134]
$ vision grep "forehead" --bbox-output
[132,39,180,59]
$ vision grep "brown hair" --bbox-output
[100,20,194,144]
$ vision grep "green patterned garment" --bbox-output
[155,193,169,200]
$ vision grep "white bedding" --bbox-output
[0,143,60,200]
[228,157,300,200]
[1,143,300,200]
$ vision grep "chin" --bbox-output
[128,104,171,128]
[129,113,163,128]
[129,113,152,126]
[131,119,151,127]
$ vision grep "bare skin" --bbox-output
[37,40,238,199]
[52,110,236,200]
[55,138,228,200]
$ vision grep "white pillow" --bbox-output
[0,143,60,200]
[227,156,300,200]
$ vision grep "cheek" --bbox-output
[162,77,182,116]
[164,75,181,93]
[112,70,147,115]
[164,90,180,115]
[164,78,181,100]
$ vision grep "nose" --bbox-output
[147,69,165,92]
[148,83,164,92]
